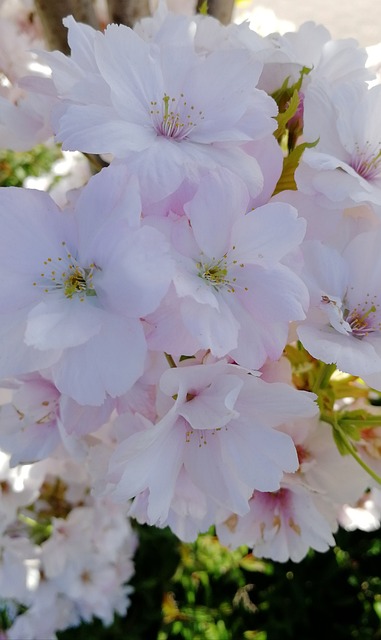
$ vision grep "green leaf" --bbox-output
[239,555,268,573]
[198,1,208,15]
[271,67,311,105]
[338,410,381,440]
[272,138,319,195]
[332,426,351,456]
[274,89,300,140]
[271,75,292,106]
[338,421,363,442]
[374,600,381,620]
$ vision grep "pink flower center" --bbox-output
[150,93,204,141]
[321,293,381,339]
[350,143,381,182]
[344,296,381,338]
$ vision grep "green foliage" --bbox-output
[57,524,381,640]
[0,144,62,187]
[273,89,300,141]
[161,529,381,640]
[271,66,319,196]
[158,531,265,640]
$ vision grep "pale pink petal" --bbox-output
[51,315,147,405]
[25,297,103,350]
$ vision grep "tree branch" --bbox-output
[107,0,150,27]
[196,0,235,25]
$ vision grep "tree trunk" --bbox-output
[34,0,73,53]
[107,0,150,27]
[197,0,235,25]
[34,0,100,54]
[71,0,99,29]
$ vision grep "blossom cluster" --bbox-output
[1,0,381,636]
[0,449,137,639]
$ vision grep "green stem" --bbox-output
[320,413,336,428]
[339,417,381,427]
[164,353,177,369]
[18,513,38,527]
[340,436,381,486]
[312,362,336,394]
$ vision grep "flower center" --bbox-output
[185,426,225,446]
[150,93,204,141]
[321,293,381,338]
[15,399,58,427]
[196,247,248,294]
[344,302,380,337]
[62,265,95,299]
[33,241,97,302]
[198,257,229,290]
[350,143,381,182]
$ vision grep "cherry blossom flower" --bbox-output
[151,170,309,368]
[217,479,335,563]
[296,81,381,211]
[0,166,174,404]
[338,489,381,532]
[128,468,218,542]
[297,235,381,384]
[257,21,370,94]
[106,360,317,527]
[44,15,278,202]
[0,5,54,152]
[0,373,115,466]
[0,451,41,532]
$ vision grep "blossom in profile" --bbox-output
[217,480,335,563]
[296,81,381,211]
[297,235,381,385]
[0,165,174,405]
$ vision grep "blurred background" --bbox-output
[234,0,381,45]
